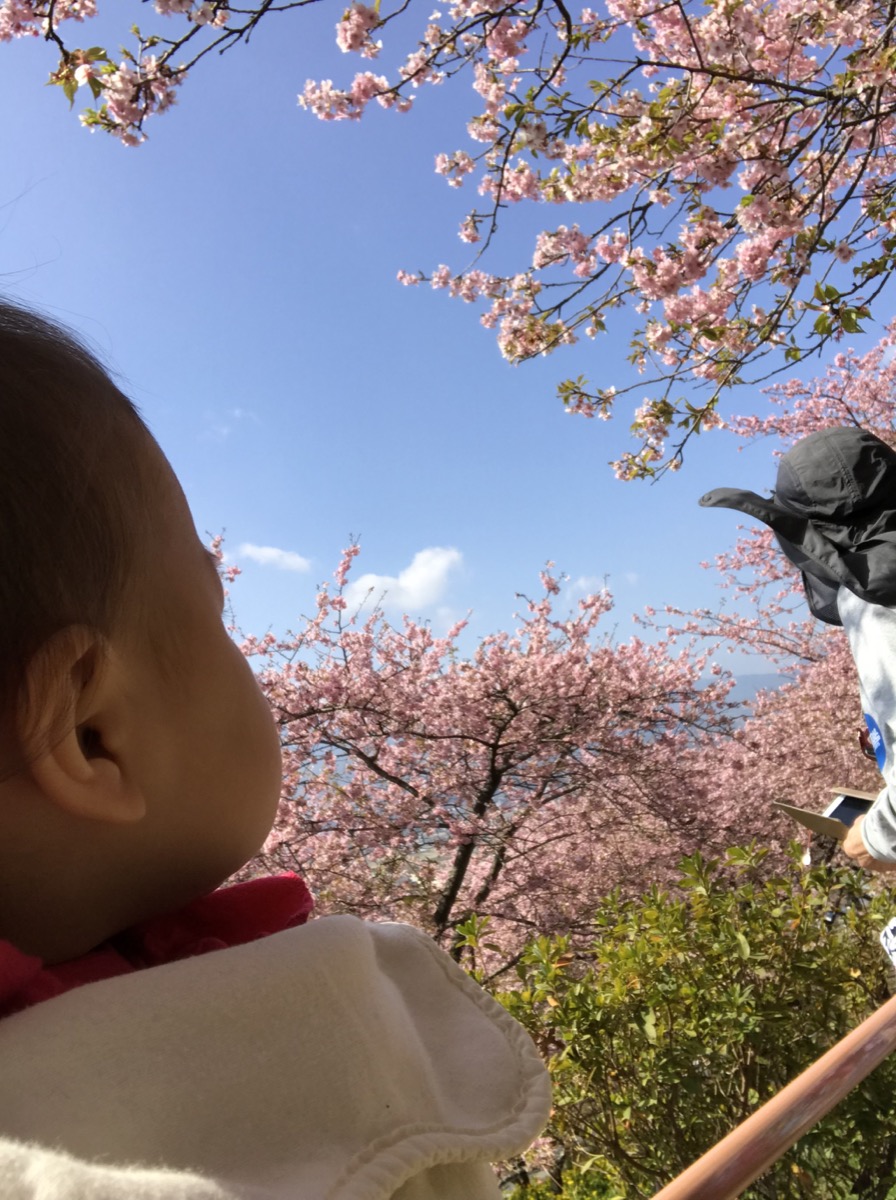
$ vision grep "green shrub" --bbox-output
[500,846,896,1199]
[506,1179,617,1200]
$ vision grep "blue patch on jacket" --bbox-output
[865,713,887,771]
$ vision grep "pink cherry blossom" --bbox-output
[335,3,380,57]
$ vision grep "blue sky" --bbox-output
[0,5,874,668]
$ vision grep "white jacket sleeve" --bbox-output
[838,588,896,861]
[0,917,551,1200]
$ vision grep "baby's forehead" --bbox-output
[113,426,191,526]
[128,442,218,585]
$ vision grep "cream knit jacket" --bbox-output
[0,915,551,1199]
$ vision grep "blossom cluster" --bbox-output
[0,0,95,40]
[298,72,411,121]
[335,2,380,57]
[154,0,228,21]
[4,0,223,142]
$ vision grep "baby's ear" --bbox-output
[20,627,145,825]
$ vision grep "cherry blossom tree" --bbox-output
[232,322,896,958]
[7,1,896,476]
[227,324,896,965]
[240,545,747,975]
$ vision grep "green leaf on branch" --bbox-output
[813,312,833,337]
[840,308,863,334]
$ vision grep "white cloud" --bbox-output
[200,406,259,442]
[569,574,605,595]
[239,543,311,572]
[345,547,462,612]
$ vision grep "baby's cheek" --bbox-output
[240,675,281,799]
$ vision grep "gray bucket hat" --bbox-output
[699,427,896,626]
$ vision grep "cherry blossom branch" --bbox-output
[24,0,896,475]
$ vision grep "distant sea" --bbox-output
[727,672,792,707]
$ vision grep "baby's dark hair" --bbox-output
[0,300,152,768]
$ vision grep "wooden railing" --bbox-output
[651,991,896,1200]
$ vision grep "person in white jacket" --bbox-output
[0,302,550,1199]
[700,426,896,874]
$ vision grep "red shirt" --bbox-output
[0,873,313,1019]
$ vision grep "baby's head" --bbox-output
[0,302,281,962]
